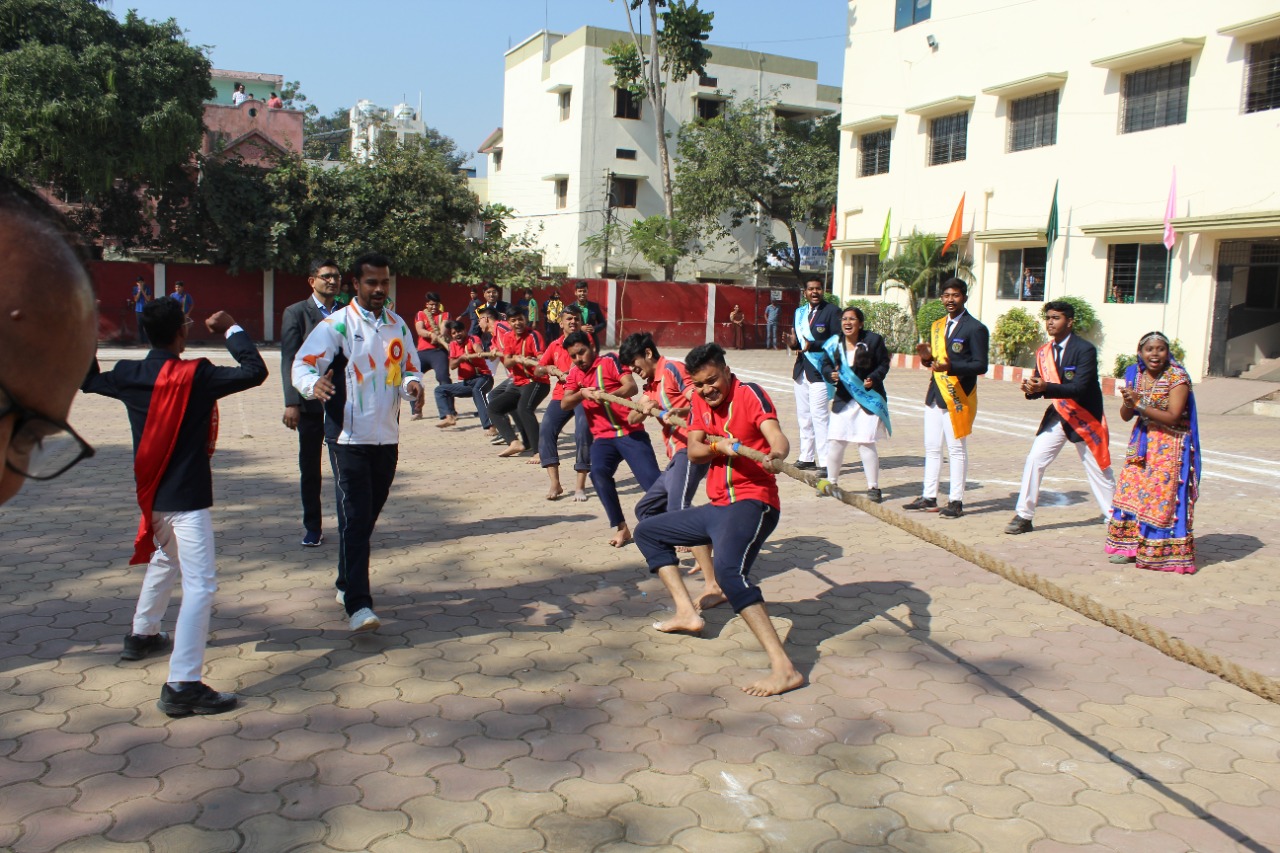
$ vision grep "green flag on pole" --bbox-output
[1045,180,1059,253]
[879,208,892,260]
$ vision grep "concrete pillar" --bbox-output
[263,269,275,341]
[153,262,166,297]
[705,283,717,345]
[606,278,618,347]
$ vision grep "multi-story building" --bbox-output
[349,99,428,162]
[203,69,303,163]
[482,26,841,284]
[830,1,1280,379]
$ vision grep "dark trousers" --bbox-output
[329,443,398,616]
[136,311,149,345]
[435,375,494,427]
[590,431,661,527]
[635,449,708,520]
[539,402,592,472]
[417,348,449,384]
[490,381,549,448]
[297,408,326,534]
[635,500,780,613]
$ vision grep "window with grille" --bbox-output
[615,148,637,160]
[848,255,881,295]
[928,111,968,166]
[1121,60,1190,133]
[859,130,891,177]
[1107,243,1169,303]
[1008,91,1058,152]
[698,74,718,87]
[615,88,641,120]
[493,150,503,172]
[996,248,1047,301]
[558,91,571,121]
[555,179,568,210]
[894,0,931,31]
[696,97,721,120]
[610,177,637,208]
[1245,37,1280,113]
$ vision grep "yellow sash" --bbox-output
[930,316,977,439]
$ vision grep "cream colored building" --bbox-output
[483,26,841,283]
[831,1,1280,379]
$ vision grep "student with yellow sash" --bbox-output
[904,278,988,518]
[1005,301,1115,534]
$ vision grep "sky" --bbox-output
[103,0,848,176]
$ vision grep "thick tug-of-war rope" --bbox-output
[437,326,1279,704]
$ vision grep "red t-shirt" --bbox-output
[642,356,692,458]
[539,338,574,400]
[449,337,491,381]
[565,354,640,439]
[416,310,449,350]
[691,376,780,509]
[505,330,548,386]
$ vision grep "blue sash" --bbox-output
[794,304,834,397]
[823,336,892,436]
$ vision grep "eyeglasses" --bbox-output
[314,273,342,281]
[1,385,95,481]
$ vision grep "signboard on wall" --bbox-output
[770,289,783,301]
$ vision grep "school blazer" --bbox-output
[1026,335,1105,443]
[821,330,891,404]
[281,298,328,413]
[924,312,990,408]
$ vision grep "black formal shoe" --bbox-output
[866,488,883,503]
[902,496,936,511]
[120,632,172,662]
[301,530,324,547]
[157,682,239,717]
[794,461,817,470]
[1004,515,1033,535]
[939,501,964,518]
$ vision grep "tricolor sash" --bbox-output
[822,336,892,436]
[1037,343,1110,469]
[930,316,977,439]
[794,304,834,397]
[131,359,218,565]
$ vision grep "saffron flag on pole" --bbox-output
[1163,168,1177,250]
[1045,180,1060,254]
[941,193,965,256]
[879,208,892,260]
[823,205,838,252]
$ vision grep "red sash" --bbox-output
[1036,344,1110,469]
[131,359,218,564]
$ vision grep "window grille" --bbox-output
[1121,60,1190,133]
[698,74,718,87]
[1107,243,1169,303]
[1008,90,1058,152]
[615,148,637,160]
[997,248,1047,301]
[610,177,638,208]
[859,130,891,177]
[1245,37,1280,113]
[928,111,968,166]
[848,255,881,295]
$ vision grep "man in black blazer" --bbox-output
[787,278,842,471]
[281,259,342,546]
[904,278,989,518]
[1006,301,1116,534]
[82,298,267,717]
[570,280,608,341]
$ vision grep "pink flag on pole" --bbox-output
[1162,168,1177,250]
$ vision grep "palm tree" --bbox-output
[876,229,974,331]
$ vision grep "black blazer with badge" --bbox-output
[924,312,990,408]
[281,297,328,413]
[1025,334,1104,443]
[81,332,268,512]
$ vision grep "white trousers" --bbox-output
[826,440,880,489]
[793,377,830,466]
[1015,422,1116,520]
[923,404,967,502]
[132,509,217,684]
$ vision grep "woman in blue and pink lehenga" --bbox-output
[1105,331,1201,573]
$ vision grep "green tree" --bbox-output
[606,0,713,278]
[0,0,213,244]
[304,106,351,161]
[461,204,549,292]
[675,97,837,282]
[875,230,973,331]
[993,307,1044,366]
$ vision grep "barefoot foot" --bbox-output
[652,614,705,635]
[546,487,564,501]
[694,590,727,612]
[742,669,805,697]
[498,442,526,458]
[573,490,588,502]
[608,529,632,548]
[526,454,541,465]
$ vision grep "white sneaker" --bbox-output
[349,607,380,632]
[335,590,345,606]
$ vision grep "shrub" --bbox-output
[1054,295,1098,337]
[993,307,1045,366]
[1112,339,1188,377]
[844,297,872,314]
[822,291,841,307]
[916,299,946,339]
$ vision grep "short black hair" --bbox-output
[804,277,824,288]
[940,277,968,297]
[619,332,659,365]
[142,296,186,346]
[476,306,498,319]
[842,305,865,324]
[483,282,499,293]
[575,281,588,290]
[1044,300,1074,320]
[563,330,594,351]
[444,320,464,334]
[425,291,442,303]
[350,252,391,281]
[173,280,185,288]
[685,342,726,375]
[308,258,338,276]
[507,304,528,320]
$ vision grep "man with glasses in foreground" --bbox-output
[82,298,267,716]
[0,176,98,506]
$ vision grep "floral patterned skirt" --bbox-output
[1105,428,1197,574]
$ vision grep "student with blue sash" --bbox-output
[786,278,841,471]
[819,306,891,502]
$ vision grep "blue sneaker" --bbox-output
[301,530,323,547]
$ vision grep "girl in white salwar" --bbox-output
[819,307,892,502]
